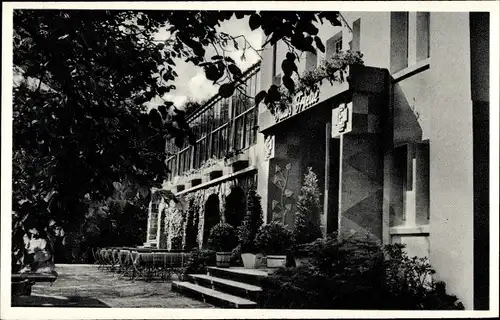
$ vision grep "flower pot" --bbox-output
[266,255,287,268]
[11,280,32,297]
[294,256,313,267]
[216,252,231,268]
[241,253,264,269]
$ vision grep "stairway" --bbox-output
[171,266,269,308]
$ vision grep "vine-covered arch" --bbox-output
[202,193,220,248]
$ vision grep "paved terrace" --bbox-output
[12,264,212,308]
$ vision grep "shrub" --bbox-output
[171,235,183,250]
[182,248,216,275]
[261,234,464,310]
[293,168,322,249]
[207,223,238,252]
[382,243,465,310]
[237,190,264,253]
[254,222,293,255]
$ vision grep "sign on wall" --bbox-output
[273,88,320,123]
[332,102,353,138]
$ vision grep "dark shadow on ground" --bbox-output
[12,294,110,307]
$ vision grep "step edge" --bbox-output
[172,281,257,306]
[189,274,263,291]
[206,267,269,278]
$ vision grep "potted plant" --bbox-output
[254,222,292,268]
[237,190,264,269]
[293,168,323,266]
[208,223,237,268]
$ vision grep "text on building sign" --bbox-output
[273,89,320,122]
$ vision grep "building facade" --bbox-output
[146,12,489,310]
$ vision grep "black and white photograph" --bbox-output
[1,1,498,319]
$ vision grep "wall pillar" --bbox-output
[335,92,385,241]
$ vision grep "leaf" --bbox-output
[275,164,282,173]
[272,200,279,210]
[58,34,69,40]
[267,85,281,102]
[314,36,325,53]
[228,64,242,78]
[224,56,236,64]
[219,83,235,98]
[284,203,293,211]
[282,75,295,93]
[273,175,279,185]
[249,13,261,30]
[281,59,296,77]
[204,64,220,82]
[255,90,267,106]
[211,55,223,60]
[303,21,319,36]
[285,163,291,170]
[284,189,294,198]
[157,86,168,96]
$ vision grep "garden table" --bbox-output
[131,251,191,282]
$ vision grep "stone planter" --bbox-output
[216,252,231,268]
[266,255,287,268]
[202,164,225,182]
[186,174,202,189]
[225,153,249,171]
[241,253,264,269]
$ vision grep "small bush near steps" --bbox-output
[254,222,293,255]
[293,168,322,248]
[207,223,238,252]
[182,248,216,275]
[260,235,465,310]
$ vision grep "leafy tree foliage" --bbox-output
[293,168,323,246]
[12,9,341,259]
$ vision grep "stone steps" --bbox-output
[171,281,257,308]
[171,267,270,308]
[206,267,268,287]
[189,274,262,301]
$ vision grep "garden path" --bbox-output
[12,264,212,308]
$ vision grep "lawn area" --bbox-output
[12,264,212,308]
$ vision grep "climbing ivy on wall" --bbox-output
[271,163,295,227]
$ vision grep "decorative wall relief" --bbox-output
[332,103,353,138]
[264,134,275,160]
[270,163,295,227]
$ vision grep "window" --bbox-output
[272,44,278,78]
[389,142,430,228]
[326,31,343,60]
[305,52,317,72]
[167,67,260,177]
[416,12,430,62]
[390,12,409,73]
[391,12,430,74]
[149,202,159,241]
[351,19,361,52]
